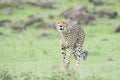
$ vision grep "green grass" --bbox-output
[0,0,120,80]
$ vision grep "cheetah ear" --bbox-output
[67,18,70,23]
[66,18,71,26]
[55,19,57,23]
[55,19,58,26]
[55,19,58,22]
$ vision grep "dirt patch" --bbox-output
[60,5,96,25]
[26,0,56,9]
[114,24,120,32]
[0,20,11,27]
[89,0,103,5]
[1,7,13,15]
[0,0,23,8]
[93,9,118,18]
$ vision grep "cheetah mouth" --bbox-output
[59,27,64,30]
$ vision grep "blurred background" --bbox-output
[0,0,120,80]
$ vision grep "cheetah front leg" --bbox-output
[74,46,82,71]
[61,47,67,70]
[65,47,75,69]
[74,55,81,72]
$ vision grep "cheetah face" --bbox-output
[55,18,70,33]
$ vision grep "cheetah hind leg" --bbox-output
[74,54,80,73]
[82,50,88,60]
[65,49,75,70]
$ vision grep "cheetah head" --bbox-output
[55,18,70,33]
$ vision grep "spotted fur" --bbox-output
[55,18,88,71]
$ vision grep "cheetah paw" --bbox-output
[82,50,88,60]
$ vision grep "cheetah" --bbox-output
[55,18,88,71]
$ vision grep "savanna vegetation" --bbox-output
[0,0,120,80]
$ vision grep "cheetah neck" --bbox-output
[59,26,72,37]
[60,29,71,38]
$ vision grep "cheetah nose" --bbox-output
[60,25,62,27]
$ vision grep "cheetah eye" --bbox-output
[63,22,66,24]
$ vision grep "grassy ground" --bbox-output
[0,0,120,80]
